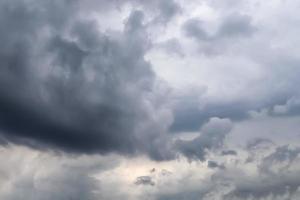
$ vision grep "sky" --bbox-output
[1,0,300,199]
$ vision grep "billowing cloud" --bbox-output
[1,0,300,199]
[0,0,173,160]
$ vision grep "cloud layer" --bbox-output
[1,0,300,199]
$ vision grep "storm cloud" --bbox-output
[0,0,173,160]
[1,0,300,199]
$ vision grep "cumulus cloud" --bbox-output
[1,0,300,199]
[0,0,173,160]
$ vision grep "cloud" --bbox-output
[183,12,256,42]
[149,0,181,24]
[153,141,300,200]
[259,145,300,174]
[2,0,300,200]
[273,96,300,116]
[135,176,155,186]
[207,160,225,169]
[224,175,300,200]
[0,0,173,160]
[176,117,233,161]
[170,97,249,132]
[221,150,238,156]
[0,146,119,200]
[155,38,185,57]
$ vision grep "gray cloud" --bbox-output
[259,145,300,174]
[170,98,249,132]
[181,12,256,56]
[2,0,300,200]
[154,141,300,200]
[0,146,119,200]
[150,0,181,24]
[183,18,209,41]
[155,38,185,57]
[183,13,256,42]
[207,160,225,169]
[246,138,275,149]
[0,0,173,160]
[272,96,300,116]
[176,117,233,161]
[224,173,300,200]
[135,176,155,186]
[221,150,238,156]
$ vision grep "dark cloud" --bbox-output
[207,160,225,169]
[170,98,248,132]
[175,118,233,161]
[0,0,173,160]
[169,88,285,133]
[272,96,300,116]
[2,0,300,200]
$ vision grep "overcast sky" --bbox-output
[1,0,300,199]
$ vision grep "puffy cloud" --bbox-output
[0,0,174,160]
[2,0,300,199]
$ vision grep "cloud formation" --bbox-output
[1,0,300,199]
[176,117,233,161]
[0,0,173,160]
